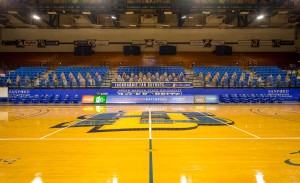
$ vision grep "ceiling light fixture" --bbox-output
[240,11,250,15]
[7,11,18,14]
[164,11,172,15]
[257,15,264,20]
[125,11,134,15]
[202,11,211,15]
[32,15,41,20]
[47,11,57,15]
[82,11,91,15]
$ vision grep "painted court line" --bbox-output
[262,108,300,114]
[191,108,261,139]
[148,106,154,183]
[1,137,300,141]
[39,111,108,139]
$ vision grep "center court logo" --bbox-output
[51,111,234,133]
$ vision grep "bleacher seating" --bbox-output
[115,66,188,82]
[1,67,48,87]
[48,66,109,87]
[9,93,80,104]
[249,66,297,87]
[193,66,252,87]
[219,93,284,104]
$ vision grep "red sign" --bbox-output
[82,95,94,104]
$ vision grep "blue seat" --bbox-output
[11,96,19,104]
[73,95,80,104]
[63,95,70,103]
[53,94,61,103]
[22,95,31,104]
[32,95,40,104]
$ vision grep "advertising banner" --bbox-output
[8,88,300,102]
[107,95,194,104]
[194,95,219,104]
[112,82,193,88]
[190,40,204,46]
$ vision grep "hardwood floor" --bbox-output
[0,104,299,183]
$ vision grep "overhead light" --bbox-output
[188,16,194,19]
[7,11,18,14]
[129,24,137,27]
[181,15,186,19]
[125,11,134,15]
[257,15,264,20]
[47,11,57,15]
[202,11,211,15]
[63,24,71,27]
[93,24,102,28]
[111,15,117,20]
[240,11,250,15]
[164,11,172,15]
[162,24,170,27]
[278,10,288,14]
[195,24,203,27]
[32,15,41,20]
[82,11,91,15]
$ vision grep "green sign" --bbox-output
[94,95,107,104]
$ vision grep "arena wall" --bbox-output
[0,28,295,52]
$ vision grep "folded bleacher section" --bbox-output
[115,66,188,82]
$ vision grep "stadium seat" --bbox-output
[53,94,62,103]
[63,94,70,103]
[73,95,80,104]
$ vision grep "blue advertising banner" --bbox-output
[8,88,300,102]
[106,95,194,104]
[111,82,193,88]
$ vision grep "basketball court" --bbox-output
[0,104,299,183]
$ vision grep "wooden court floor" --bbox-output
[0,104,299,183]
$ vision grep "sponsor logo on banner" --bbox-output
[45,40,59,46]
[82,95,94,104]
[190,40,204,46]
[280,40,294,46]
[251,39,260,47]
[259,40,272,46]
[238,40,252,46]
[94,95,107,104]
[37,40,46,48]
[95,40,109,46]
[24,40,38,46]
[87,40,96,47]
[145,39,155,47]
[194,95,219,104]
[154,40,168,46]
[272,39,281,47]
[203,39,212,48]
[16,40,25,48]
[74,40,89,46]
[211,40,225,46]
[132,40,146,45]
[1,40,18,46]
